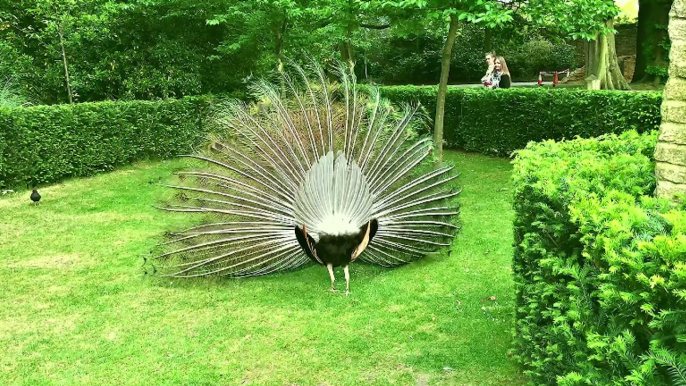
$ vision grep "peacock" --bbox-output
[155,61,460,294]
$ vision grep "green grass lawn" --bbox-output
[0,150,526,386]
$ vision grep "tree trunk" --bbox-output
[586,38,598,78]
[275,15,287,63]
[654,1,672,85]
[275,15,287,95]
[633,0,651,82]
[655,0,686,201]
[57,22,73,104]
[654,41,665,86]
[340,0,355,69]
[484,28,492,53]
[434,14,459,164]
[364,52,368,79]
[339,41,355,67]
[586,20,630,90]
[633,0,673,83]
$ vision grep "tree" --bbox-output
[633,0,673,84]
[525,0,626,90]
[0,0,240,102]
[301,0,400,67]
[585,19,630,90]
[207,0,303,74]
[206,0,396,77]
[387,0,619,163]
[0,0,84,103]
[655,0,686,201]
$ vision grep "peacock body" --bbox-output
[157,62,460,294]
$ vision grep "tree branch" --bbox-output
[360,23,391,30]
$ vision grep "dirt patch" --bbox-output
[416,374,431,386]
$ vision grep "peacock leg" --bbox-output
[327,264,336,292]
[344,265,350,296]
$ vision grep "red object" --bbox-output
[538,72,543,86]
[553,71,559,87]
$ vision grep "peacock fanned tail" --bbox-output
[155,61,460,278]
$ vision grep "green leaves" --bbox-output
[512,130,686,385]
[0,0,626,103]
[385,0,618,38]
[0,0,248,103]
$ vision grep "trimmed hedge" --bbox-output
[512,130,686,385]
[0,96,210,189]
[379,87,662,155]
[0,87,663,189]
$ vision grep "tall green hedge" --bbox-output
[379,87,662,155]
[0,96,210,189]
[512,130,686,385]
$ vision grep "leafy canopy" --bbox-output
[383,0,620,39]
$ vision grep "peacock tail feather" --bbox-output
[155,61,460,278]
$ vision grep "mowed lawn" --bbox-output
[0,151,526,386]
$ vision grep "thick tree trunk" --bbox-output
[586,39,598,79]
[655,0,686,201]
[434,14,459,164]
[654,42,666,86]
[654,1,672,85]
[633,0,673,83]
[339,41,355,66]
[634,0,651,82]
[586,20,630,90]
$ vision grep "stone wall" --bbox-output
[655,0,686,200]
